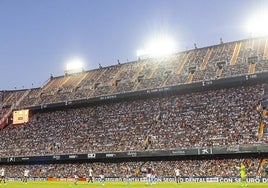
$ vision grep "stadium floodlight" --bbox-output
[137,35,177,58]
[245,10,268,37]
[65,57,85,74]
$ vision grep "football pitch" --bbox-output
[0,181,268,188]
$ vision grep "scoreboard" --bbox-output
[13,109,29,124]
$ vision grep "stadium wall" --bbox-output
[1,145,268,165]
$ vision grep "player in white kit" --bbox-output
[175,168,180,183]
[88,167,94,183]
[0,168,6,184]
[23,169,30,183]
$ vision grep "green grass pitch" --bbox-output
[0,181,267,188]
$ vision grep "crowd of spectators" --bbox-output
[0,83,266,157]
[193,42,235,81]
[0,158,262,178]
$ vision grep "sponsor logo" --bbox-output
[87,153,96,158]
[53,155,61,160]
[106,153,116,158]
[202,149,209,154]
[8,157,15,162]
[146,87,170,93]
[198,148,212,155]
[172,150,185,155]
[100,95,117,100]
[69,155,78,159]
[226,146,239,152]
[127,152,137,157]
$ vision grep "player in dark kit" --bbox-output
[146,167,152,185]
[99,168,105,186]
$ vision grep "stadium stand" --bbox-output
[2,37,264,108]
[1,37,268,180]
[0,83,266,157]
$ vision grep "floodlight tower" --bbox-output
[245,10,268,37]
[137,35,178,59]
[64,57,85,75]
